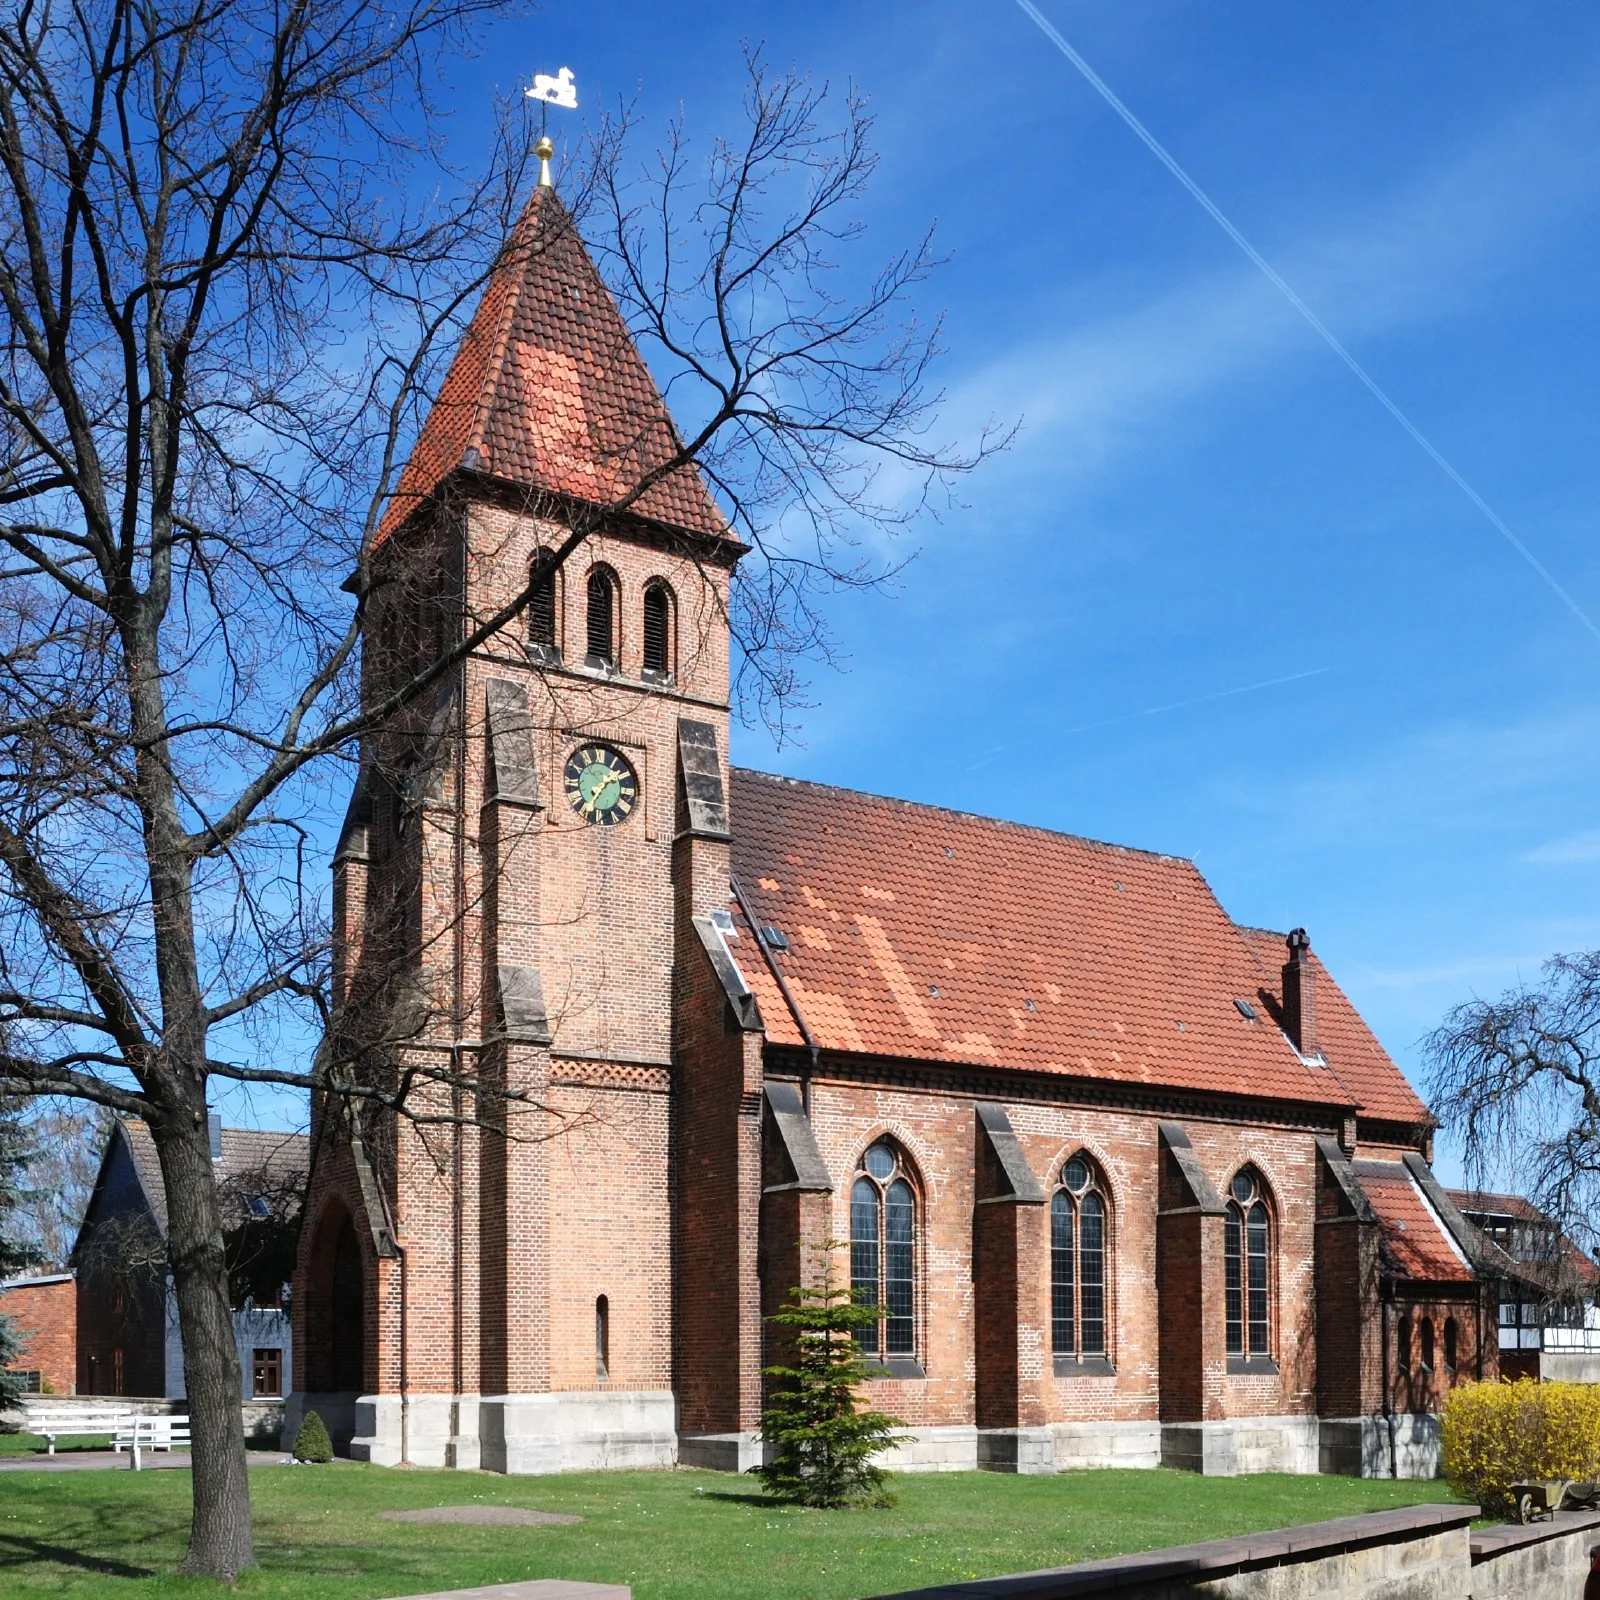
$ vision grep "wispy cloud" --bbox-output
[1525,830,1600,865]
[939,81,1600,493]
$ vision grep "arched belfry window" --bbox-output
[1052,1152,1111,1364]
[586,566,618,669]
[1224,1167,1273,1362]
[850,1141,918,1370]
[527,551,559,662]
[642,580,674,679]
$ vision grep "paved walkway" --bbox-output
[384,1585,628,1600]
[0,1449,293,1472]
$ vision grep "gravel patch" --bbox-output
[379,1506,582,1527]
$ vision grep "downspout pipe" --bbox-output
[395,1238,410,1467]
[730,873,819,1113]
[1381,1284,1396,1479]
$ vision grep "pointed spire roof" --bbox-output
[375,189,728,545]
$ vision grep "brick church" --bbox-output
[288,156,1515,1479]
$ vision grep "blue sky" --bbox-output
[238,4,1600,1175]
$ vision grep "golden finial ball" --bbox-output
[535,136,555,160]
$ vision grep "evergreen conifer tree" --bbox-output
[0,1105,39,1425]
[292,1410,333,1463]
[754,1251,904,1508]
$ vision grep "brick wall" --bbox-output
[1,1278,76,1394]
[296,471,1450,1453]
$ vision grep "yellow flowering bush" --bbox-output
[1441,1379,1600,1515]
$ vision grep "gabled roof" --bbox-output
[729,769,1379,1110]
[75,1119,309,1247]
[1233,926,1429,1126]
[1448,1188,1600,1291]
[376,187,727,545]
[1356,1160,1474,1283]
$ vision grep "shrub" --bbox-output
[292,1409,333,1464]
[754,1255,904,1508]
[1442,1379,1600,1515]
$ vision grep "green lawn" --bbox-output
[0,1462,1460,1600]
[0,1432,114,1455]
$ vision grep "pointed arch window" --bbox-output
[1443,1316,1459,1375]
[586,566,618,669]
[642,580,674,679]
[1224,1167,1274,1365]
[527,551,560,663]
[1052,1153,1111,1368]
[850,1141,921,1373]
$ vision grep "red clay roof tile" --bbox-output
[1233,925,1429,1126]
[1358,1162,1474,1282]
[729,770,1380,1110]
[376,189,727,545]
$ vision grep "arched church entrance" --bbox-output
[304,1201,366,1395]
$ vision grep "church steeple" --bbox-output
[376,183,729,545]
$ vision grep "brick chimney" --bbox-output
[1282,928,1320,1060]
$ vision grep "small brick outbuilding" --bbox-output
[1,1271,76,1394]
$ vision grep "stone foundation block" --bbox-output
[977,1427,1056,1474]
[677,1431,766,1473]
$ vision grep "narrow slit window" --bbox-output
[586,568,617,667]
[595,1295,610,1381]
[528,555,558,655]
[1398,1313,1413,1374]
[642,581,673,677]
[1420,1316,1434,1374]
[1444,1317,1458,1373]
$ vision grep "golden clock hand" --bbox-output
[583,771,617,813]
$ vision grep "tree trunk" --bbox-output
[152,1113,255,1580]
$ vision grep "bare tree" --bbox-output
[11,1099,108,1266]
[0,1,999,1579]
[1424,949,1600,1275]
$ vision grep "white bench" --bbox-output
[113,1413,191,1470]
[25,1409,131,1455]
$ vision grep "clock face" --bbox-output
[564,743,638,826]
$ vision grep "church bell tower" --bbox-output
[291,151,753,1469]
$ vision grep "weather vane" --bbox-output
[525,66,577,187]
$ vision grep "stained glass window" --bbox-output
[1053,1153,1111,1361]
[1225,1168,1272,1359]
[852,1142,917,1362]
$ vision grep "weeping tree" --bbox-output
[1425,949,1600,1280]
[0,0,1000,1578]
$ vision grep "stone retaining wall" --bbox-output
[1469,1508,1600,1600]
[864,1503,1600,1600]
